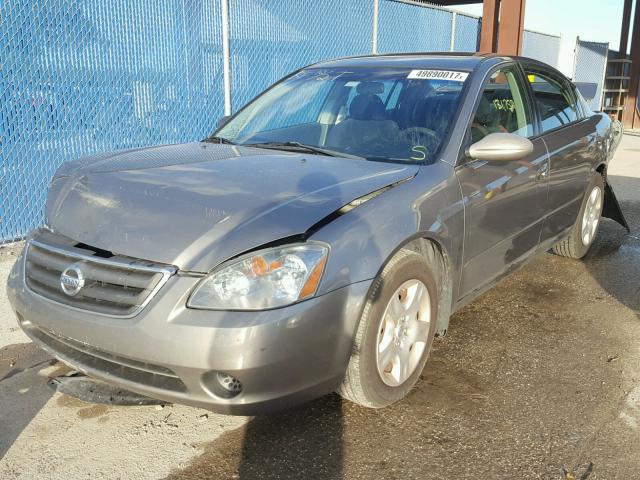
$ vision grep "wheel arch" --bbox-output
[368,233,454,337]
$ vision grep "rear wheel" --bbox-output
[337,250,438,408]
[552,174,604,259]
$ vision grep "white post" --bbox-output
[599,43,610,111]
[450,11,457,52]
[221,0,232,116]
[372,0,379,54]
[572,36,580,80]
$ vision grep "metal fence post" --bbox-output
[572,36,580,80]
[450,11,457,51]
[372,0,379,54]
[600,44,610,110]
[557,33,562,70]
[221,0,232,115]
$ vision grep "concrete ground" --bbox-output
[1,135,639,480]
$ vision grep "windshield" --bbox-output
[214,67,467,164]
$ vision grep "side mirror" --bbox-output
[216,115,232,129]
[467,133,534,162]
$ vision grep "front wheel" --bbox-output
[552,174,604,259]
[337,250,438,408]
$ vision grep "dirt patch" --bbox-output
[165,396,345,480]
[0,343,51,382]
[0,242,23,260]
[54,394,113,419]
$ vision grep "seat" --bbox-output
[327,82,399,154]
[420,93,459,135]
[470,91,516,143]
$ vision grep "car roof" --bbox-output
[309,52,501,71]
[308,53,570,83]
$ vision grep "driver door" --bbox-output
[455,64,549,301]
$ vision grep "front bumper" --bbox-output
[7,249,371,414]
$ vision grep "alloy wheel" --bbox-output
[375,279,431,387]
[581,186,602,246]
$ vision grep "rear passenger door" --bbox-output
[456,64,549,300]
[522,65,597,242]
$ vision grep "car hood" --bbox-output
[46,142,418,272]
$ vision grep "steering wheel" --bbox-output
[402,127,440,156]
[470,123,489,143]
[402,127,439,142]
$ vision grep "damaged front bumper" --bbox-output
[7,248,370,414]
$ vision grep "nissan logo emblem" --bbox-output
[60,264,85,296]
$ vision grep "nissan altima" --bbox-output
[6,53,627,413]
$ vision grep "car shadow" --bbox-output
[237,395,344,479]
[0,342,55,459]
[164,380,345,480]
[582,174,640,316]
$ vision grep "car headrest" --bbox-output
[474,95,494,124]
[349,94,386,120]
[356,81,385,95]
[421,94,457,132]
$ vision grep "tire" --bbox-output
[552,174,605,259]
[337,249,438,408]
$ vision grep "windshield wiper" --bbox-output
[365,155,422,164]
[244,141,364,160]
[203,136,236,145]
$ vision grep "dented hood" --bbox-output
[46,142,417,272]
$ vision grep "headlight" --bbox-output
[187,243,329,310]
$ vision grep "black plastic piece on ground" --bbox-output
[603,182,630,232]
[47,373,168,406]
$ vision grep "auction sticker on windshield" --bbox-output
[408,70,469,81]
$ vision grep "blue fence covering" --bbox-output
[522,30,561,68]
[1,0,225,242]
[454,13,482,52]
[377,1,452,53]
[229,0,373,111]
[0,1,483,243]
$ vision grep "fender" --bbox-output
[309,162,465,335]
[599,116,629,232]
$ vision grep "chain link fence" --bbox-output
[1,0,226,243]
[522,30,561,69]
[454,12,482,52]
[378,1,453,53]
[1,0,563,244]
[229,0,374,111]
[573,38,609,111]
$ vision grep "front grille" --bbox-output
[22,320,187,393]
[25,239,174,317]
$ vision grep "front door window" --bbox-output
[469,68,534,144]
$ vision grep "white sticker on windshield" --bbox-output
[407,69,469,81]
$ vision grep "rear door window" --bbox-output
[524,68,580,133]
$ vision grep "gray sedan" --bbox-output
[7,53,627,413]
